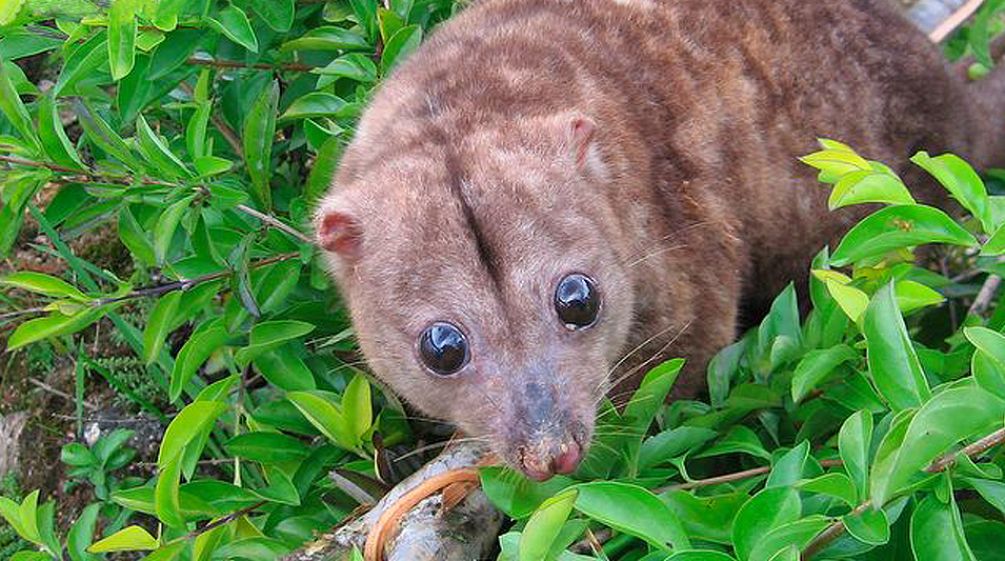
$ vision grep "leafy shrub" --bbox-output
[3,2,1005,561]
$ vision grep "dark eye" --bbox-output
[419,322,470,376]
[554,274,600,330]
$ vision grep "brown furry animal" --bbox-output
[315,0,1005,480]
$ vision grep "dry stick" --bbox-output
[185,56,315,73]
[27,378,100,411]
[928,0,986,43]
[801,427,1005,560]
[969,273,1003,316]
[236,203,314,245]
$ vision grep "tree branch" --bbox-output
[186,56,315,73]
[0,156,312,245]
[802,427,1005,560]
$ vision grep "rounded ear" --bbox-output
[316,209,363,260]
[569,115,597,167]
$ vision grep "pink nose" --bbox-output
[521,442,583,481]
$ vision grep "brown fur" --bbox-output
[316,0,1005,477]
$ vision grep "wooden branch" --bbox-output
[801,426,1005,560]
[281,441,502,561]
[928,0,985,43]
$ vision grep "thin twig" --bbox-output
[928,0,985,43]
[1,155,311,244]
[27,378,100,411]
[802,427,1005,559]
[2,253,298,321]
[969,274,1002,316]
[657,459,844,493]
[186,56,315,73]
[237,204,313,245]
[184,501,267,540]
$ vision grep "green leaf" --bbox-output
[169,319,229,401]
[479,466,576,519]
[801,143,872,180]
[286,391,357,450]
[871,386,1005,506]
[910,494,976,561]
[7,306,109,351]
[982,221,1005,255]
[520,491,577,561]
[838,410,873,501]
[666,553,737,561]
[67,503,101,561]
[154,195,195,265]
[235,320,316,365]
[253,347,316,391]
[639,426,717,470]
[17,491,40,544]
[314,53,377,84]
[912,151,993,233]
[143,291,181,365]
[0,58,40,153]
[731,487,800,561]
[87,525,159,553]
[54,32,109,97]
[748,517,830,561]
[862,283,931,410]
[0,0,24,25]
[153,0,186,30]
[380,24,422,73]
[796,473,857,507]
[843,508,890,546]
[791,345,858,403]
[830,205,977,267]
[157,400,228,466]
[136,114,191,179]
[342,373,372,440]
[894,279,945,314]
[822,278,869,323]
[243,80,279,209]
[1,271,89,301]
[107,0,137,80]
[827,171,915,210]
[573,481,689,551]
[247,0,294,32]
[155,455,185,527]
[662,491,747,545]
[965,327,1005,399]
[225,432,311,463]
[280,26,370,52]
[280,92,349,121]
[765,441,810,489]
[964,477,1005,515]
[37,94,86,170]
[206,5,259,52]
[74,100,143,170]
[118,206,156,266]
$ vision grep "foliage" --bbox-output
[2,2,1005,561]
[61,428,142,501]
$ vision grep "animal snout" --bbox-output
[517,438,583,481]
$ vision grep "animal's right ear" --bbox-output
[315,209,363,260]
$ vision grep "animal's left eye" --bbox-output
[554,274,600,330]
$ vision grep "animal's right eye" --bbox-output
[419,322,470,376]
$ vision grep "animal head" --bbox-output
[315,107,637,479]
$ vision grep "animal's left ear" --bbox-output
[567,115,596,167]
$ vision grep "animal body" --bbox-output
[315,0,1005,480]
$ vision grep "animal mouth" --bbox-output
[515,437,585,482]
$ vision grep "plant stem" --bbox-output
[0,155,312,244]
[658,459,844,493]
[801,427,1005,560]
[186,56,315,73]
[176,82,245,158]
[184,501,267,540]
